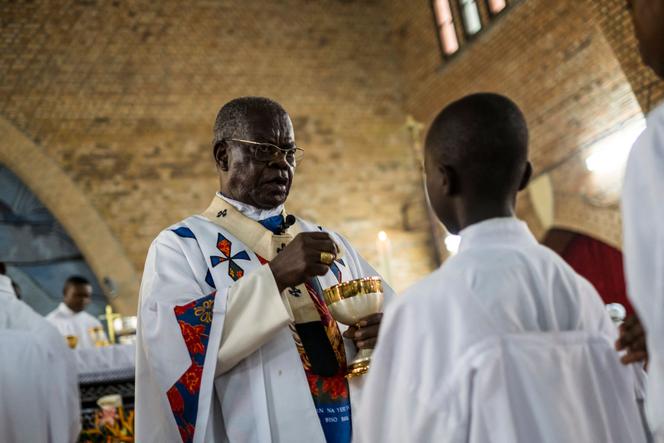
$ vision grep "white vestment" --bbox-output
[135,196,393,443]
[46,302,108,349]
[622,102,664,440]
[0,275,81,443]
[358,218,647,443]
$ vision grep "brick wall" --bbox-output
[591,0,664,112]
[0,0,435,309]
[387,0,644,247]
[1,0,657,311]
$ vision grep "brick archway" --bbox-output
[553,193,622,251]
[523,176,623,250]
[0,116,139,314]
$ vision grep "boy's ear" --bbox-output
[440,163,459,196]
[214,141,229,171]
[518,161,533,191]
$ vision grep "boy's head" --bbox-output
[424,93,531,234]
[627,0,664,78]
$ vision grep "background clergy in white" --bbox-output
[46,275,108,349]
[0,266,80,443]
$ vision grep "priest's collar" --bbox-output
[458,217,536,253]
[216,192,284,222]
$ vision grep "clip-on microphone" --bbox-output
[277,214,297,235]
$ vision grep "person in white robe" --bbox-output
[358,93,648,442]
[621,1,664,439]
[0,269,81,443]
[135,96,393,443]
[47,275,108,349]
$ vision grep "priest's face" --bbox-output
[64,283,92,313]
[218,110,295,209]
[628,0,664,77]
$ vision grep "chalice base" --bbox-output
[347,348,372,379]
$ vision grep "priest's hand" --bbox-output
[615,314,648,367]
[343,313,383,350]
[269,232,339,293]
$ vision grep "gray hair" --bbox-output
[212,96,287,147]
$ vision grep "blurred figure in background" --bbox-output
[0,262,80,442]
[46,275,108,348]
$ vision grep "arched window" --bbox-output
[458,0,482,36]
[431,0,514,60]
[0,164,106,316]
[486,0,508,15]
[432,0,460,56]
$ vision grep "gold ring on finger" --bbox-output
[320,251,335,265]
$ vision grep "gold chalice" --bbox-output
[323,277,384,378]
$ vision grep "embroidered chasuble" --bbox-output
[135,194,394,443]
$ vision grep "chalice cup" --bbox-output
[323,277,384,378]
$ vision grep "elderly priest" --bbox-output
[135,96,393,443]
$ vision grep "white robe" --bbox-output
[622,101,664,440]
[135,196,394,443]
[0,275,81,443]
[46,302,108,349]
[358,218,646,443]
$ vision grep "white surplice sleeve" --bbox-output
[0,275,15,297]
[622,104,664,437]
[0,292,80,443]
[355,293,436,443]
[136,236,199,442]
[137,236,206,395]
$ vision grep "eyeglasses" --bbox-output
[226,138,304,166]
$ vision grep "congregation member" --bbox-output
[358,93,648,442]
[135,96,392,443]
[621,0,664,439]
[46,275,108,348]
[0,263,80,442]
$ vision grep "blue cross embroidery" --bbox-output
[210,233,251,281]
